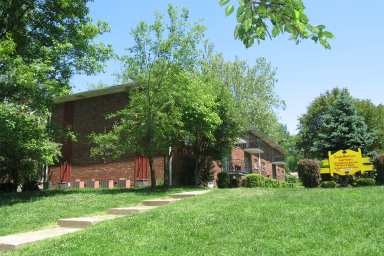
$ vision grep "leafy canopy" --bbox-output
[219,0,333,48]
[0,0,112,110]
[202,53,286,142]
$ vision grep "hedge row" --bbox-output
[217,172,291,189]
[245,174,291,188]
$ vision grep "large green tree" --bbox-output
[219,0,333,48]
[180,66,240,185]
[297,88,375,158]
[202,53,285,141]
[92,5,207,191]
[0,0,112,189]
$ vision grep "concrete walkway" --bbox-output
[0,190,210,252]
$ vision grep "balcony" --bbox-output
[221,159,267,175]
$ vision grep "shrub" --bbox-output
[355,177,376,187]
[217,172,230,188]
[286,175,298,184]
[297,159,320,188]
[22,181,40,192]
[0,183,18,193]
[246,174,288,188]
[320,180,337,188]
[265,178,281,188]
[245,174,265,188]
[374,154,384,184]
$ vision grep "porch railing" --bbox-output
[221,159,252,174]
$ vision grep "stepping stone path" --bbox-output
[141,197,180,206]
[0,190,209,252]
[0,227,81,251]
[108,205,156,215]
[170,190,210,199]
[58,215,121,228]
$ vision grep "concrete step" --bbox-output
[141,197,180,206]
[0,227,81,251]
[58,215,120,228]
[108,205,157,215]
[170,190,210,199]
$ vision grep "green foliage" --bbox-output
[92,5,231,190]
[0,103,60,190]
[297,88,375,158]
[297,159,320,188]
[264,178,279,188]
[320,180,337,188]
[217,172,230,188]
[283,135,302,172]
[219,0,333,48]
[355,178,376,187]
[374,154,384,184]
[245,173,265,187]
[0,0,112,98]
[93,6,246,188]
[245,173,287,188]
[0,0,111,188]
[354,100,384,153]
[0,37,58,112]
[203,53,285,142]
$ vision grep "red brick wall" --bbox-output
[51,91,165,186]
[52,92,130,165]
[49,157,164,186]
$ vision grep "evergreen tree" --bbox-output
[297,88,375,158]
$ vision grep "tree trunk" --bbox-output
[149,157,156,192]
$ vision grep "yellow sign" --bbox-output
[329,149,361,174]
[320,148,374,177]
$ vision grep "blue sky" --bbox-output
[70,0,384,134]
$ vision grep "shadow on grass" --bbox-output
[0,185,197,207]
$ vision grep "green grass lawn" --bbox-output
[4,187,384,256]
[0,187,188,236]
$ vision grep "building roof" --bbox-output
[249,130,286,155]
[54,82,136,104]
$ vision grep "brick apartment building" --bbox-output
[226,131,286,180]
[49,83,286,187]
